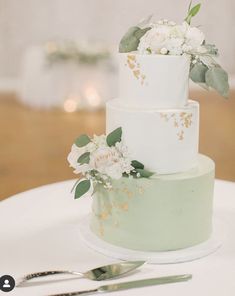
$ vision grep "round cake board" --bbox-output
[79,215,223,264]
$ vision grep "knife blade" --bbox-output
[48,274,192,296]
[84,260,145,280]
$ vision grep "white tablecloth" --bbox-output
[1,179,235,296]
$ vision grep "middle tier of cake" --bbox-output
[106,99,199,174]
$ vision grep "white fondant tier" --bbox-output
[106,99,199,174]
[119,53,190,109]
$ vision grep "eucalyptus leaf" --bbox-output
[119,26,140,53]
[106,127,122,147]
[77,152,90,164]
[131,160,144,169]
[204,44,218,55]
[199,55,218,68]
[75,134,90,147]
[134,27,151,40]
[190,63,208,83]
[205,66,229,98]
[185,3,201,24]
[138,15,153,28]
[75,179,91,199]
[189,3,201,16]
[136,168,154,178]
[119,26,150,53]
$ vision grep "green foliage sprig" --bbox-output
[119,27,151,53]
[185,1,201,24]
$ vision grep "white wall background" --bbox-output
[0,0,235,79]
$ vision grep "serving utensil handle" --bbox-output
[48,288,98,296]
[17,270,83,286]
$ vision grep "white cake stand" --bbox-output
[79,215,224,264]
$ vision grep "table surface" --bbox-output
[0,179,235,296]
[1,90,235,200]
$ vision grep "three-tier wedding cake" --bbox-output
[91,53,215,251]
[68,4,229,253]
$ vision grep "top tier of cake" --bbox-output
[119,53,190,109]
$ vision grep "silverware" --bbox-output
[48,274,192,296]
[16,261,145,286]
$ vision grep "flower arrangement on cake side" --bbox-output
[67,127,153,199]
[45,41,111,65]
[119,1,229,98]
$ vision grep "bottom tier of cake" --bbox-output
[90,154,215,252]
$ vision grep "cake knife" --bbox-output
[17,261,145,286]
[48,274,192,296]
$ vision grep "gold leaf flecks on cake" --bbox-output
[126,54,147,86]
[180,112,193,128]
[127,192,133,199]
[119,202,129,211]
[100,211,109,220]
[160,112,193,141]
[96,181,149,234]
[177,130,184,141]
[122,186,134,198]
[128,62,135,70]
[128,54,136,61]
[174,121,179,128]
[135,185,145,195]
[133,69,140,79]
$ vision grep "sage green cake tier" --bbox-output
[90,154,215,252]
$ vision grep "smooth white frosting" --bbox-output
[106,99,199,174]
[118,53,190,109]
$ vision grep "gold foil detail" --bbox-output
[95,181,148,236]
[100,211,109,220]
[119,202,129,211]
[126,54,146,85]
[177,130,184,141]
[160,112,193,141]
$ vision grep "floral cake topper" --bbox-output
[68,127,153,199]
[119,1,229,98]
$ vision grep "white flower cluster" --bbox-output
[138,20,205,56]
[67,134,133,189]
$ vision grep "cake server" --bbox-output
[48,274,192,296]
[16,261,145,286]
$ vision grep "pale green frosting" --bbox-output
[90,154,215,251]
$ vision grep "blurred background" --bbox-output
[0,0,234,200]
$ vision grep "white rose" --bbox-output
[138,25,172,54]
[89,145,132,179]
[67,144,91,174]
[89,146,121,178]
[178,21,190,35]
[185,26,205,48]
[169,25,185,39]
[164,37,184,55]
